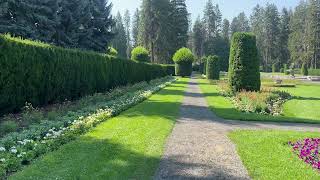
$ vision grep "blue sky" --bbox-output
[111,0,300,23]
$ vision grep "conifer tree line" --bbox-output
[0,0,114,53]
[247,0,320,71]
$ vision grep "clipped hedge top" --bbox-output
[131,46,150,62]
[207,55,219,62]
[231,32,256,44]
[173,47,195,64]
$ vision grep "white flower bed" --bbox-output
[0,76,175,178]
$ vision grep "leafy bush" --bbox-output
[301,63,308,76]
[206,55,220,80]
[0,35,172,115]
[173,48,195,77]
[280,68,284,73]
[0,120,18,136]
[309,69,320,76]
[202,57,207,75]
[107,47,118,57]
[131,46,150,62]
[228,33,261,92]
[284,64,289,75]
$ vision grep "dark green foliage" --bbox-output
[308,69,320,76]
[228,33,261,92]
[173,48,194,76]
[284,64,289,74]
[0,35,172,115]
[131,46,150,62]
[280,68,284,73]
[301,63,308,76]
[272,64,277,73]
[0,120,18,136]
[202,57,208,75]
[206,55,220,80]
[204,36,230,71]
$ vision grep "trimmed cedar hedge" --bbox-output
[309,69,320,76]
[0,35,174,115]
[206,55,220,80]
[228,32,261,92]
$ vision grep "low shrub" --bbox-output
[131,46,150,62]
[309,69,320,76]
[173,48,195,77]
[202,57,207,75]
[272,64,277,73]
[0,120,18,136]
[284,64,289,75]
[280,68,284,73]
[206,55,220,80]
[301,63,308,76]
[0,35,171,115]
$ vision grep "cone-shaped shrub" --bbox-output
[131,46,150,62]
[206,55,220,80]
[0,34,173,115]
[301,63,308,76]
[202,56,207,75]
[228,32,261,92]
[173,48,195,77]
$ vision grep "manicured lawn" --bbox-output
[229,130,320,179]
[10,78,189,180]
[197,77,320,123]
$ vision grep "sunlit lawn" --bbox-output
[10,78,189,180]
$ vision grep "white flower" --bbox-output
[0,147,6,152]
[0,158,5,162]
[17,154,22,158]
[10,148,17,154]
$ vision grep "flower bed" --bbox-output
[217,81,291,115]
[289,138,320,171]
[0,76,175,178]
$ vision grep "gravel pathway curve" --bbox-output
[155,74,320,180]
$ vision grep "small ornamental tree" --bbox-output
[228,32,261,92]
[206,55,220,80]
[173,48,195,77]
[301,63,308,76]
[131,46,150,62]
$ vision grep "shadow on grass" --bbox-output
[292,96,320,101]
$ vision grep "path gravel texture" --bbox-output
[155,74,320,180]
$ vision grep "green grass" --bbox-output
[10,78,189,180]
[197,77,320,123]
[229,130,320,180]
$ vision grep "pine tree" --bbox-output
[279,8,291,67]
[132,8,140,47]
[203,0,216,38]
[222,19,230,41]
[124,10,131,59]
[192,16,205,58]
[214,4,222,36]
[307,0,320,69]
[112,12,127,58]
[230,12,250,35]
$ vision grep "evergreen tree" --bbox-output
[230,12,250,34]
[124,10,131,59]
[222,19,230,41]
[203,0,216,38]
[307,0,320,69]
[112,12,127,58]
[279,8,291,67]
[192,16,205,58]
[214,4,222,36]
[132,8,140,47]
[170,0,189,54]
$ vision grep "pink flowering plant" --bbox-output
[289,138,320,170]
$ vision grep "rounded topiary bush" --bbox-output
[228,32,261,92]
[131,46,150,62]
[173,48,195,77]
[107,47,118,57]
[301,63,308,76]
[206,55,220,80]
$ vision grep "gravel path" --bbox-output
[155,74,320,180]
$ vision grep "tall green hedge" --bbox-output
[228,33,261,92]
[206,55,220,80]
[0,35,173,115]
[301,63,308,76]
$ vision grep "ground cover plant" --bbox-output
[0,76,178,178]
[229,130,320,179]
[197,76,320,123]
[8,78,189,179]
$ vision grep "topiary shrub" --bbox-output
[228,32,261,92]
[173,48,195,77]
[131,46,150,62]
[206,55,220,80]
[107,47,118,57]
[301,63,308,76]
[272,63,277,73]
[202,56,207,75]
[284,64,289,75]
